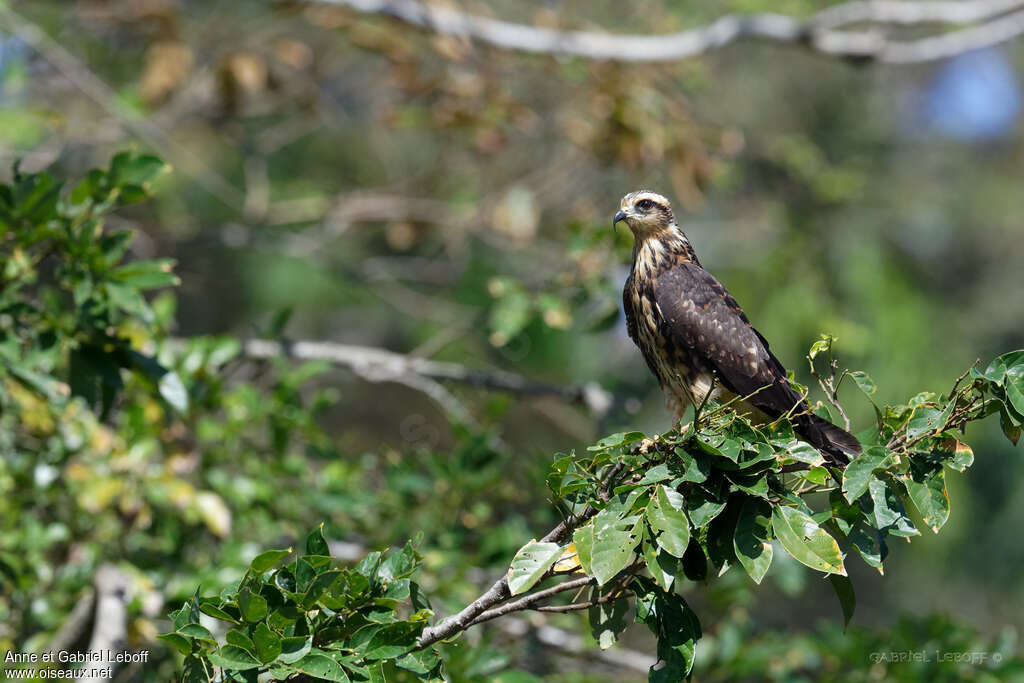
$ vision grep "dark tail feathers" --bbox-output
[795,414,861,468]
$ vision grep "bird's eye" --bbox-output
[636,199,654,211]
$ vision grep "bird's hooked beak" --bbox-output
[613,209,627,233]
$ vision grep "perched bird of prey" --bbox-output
[614,190,860,467]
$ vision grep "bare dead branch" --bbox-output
[308,0,1024,64]
[45,588,97,658]
[76,565,129,683]
[208,338,612,416]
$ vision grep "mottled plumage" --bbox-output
[615,191,860,467]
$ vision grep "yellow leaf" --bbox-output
[552,543,582,573]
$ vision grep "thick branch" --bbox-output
[76,565,129,683]
[310,0,1024,64]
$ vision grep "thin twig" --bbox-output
[496,618,654,673]
[0,5,245,210]
[467,576,592,626]
[309,0,1024,64]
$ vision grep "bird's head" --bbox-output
[613,191,677,239]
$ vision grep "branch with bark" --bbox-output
[197,337,613,417]
[308,0,1024,63]
[416,461,628,648]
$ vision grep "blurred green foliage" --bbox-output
[2,0,1024,680]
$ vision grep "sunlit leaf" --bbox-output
[771,506,845,575]
[507,540,562,595]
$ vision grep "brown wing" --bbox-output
[652,262,860,465]
[652,262,800,416]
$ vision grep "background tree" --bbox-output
[2,1,1024,681]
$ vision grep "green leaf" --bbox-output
[650,591,701,680]
[293,652,351,682]
[589,510,642,586]
[634,463,672,486]
[379,542,418,582]
[902,463,950,532]
[842,446,897,504]
[306,524,330,556]
[808,337,831,359]
[733,499,773,584]
[225,629,256,653]
[642,538,679,592]
[177,623,215,642]
[676,448,711,483]
[170,602,191,630]
[1001,406,1022,445]
[695,436,741,463]
[182,655,213,683]
[198,601,238,624]
[362,622,423,660]
[646,485,690,558]
[396,648,441,676]
[828,574,856,630]
[906,405,945,441]
[684,485,727,528]
[157,632,192,656]
[850,524,887,573]
[237,588,268,622]
[980,350,1024,384]
[507,540,563,595]
[779,440,824,466]
[110,259,179,289]
[933,438,974,472]
[588,431,645,451]
[588,589,631,650]
[109,151,168,187]
[847,370,876,396]
[865,478,919,537]
[252,622,283,664]
[250,549,292,574]
[303,569,342,608]
[772,506,846,575]
[207,645,260,671]
[1004,377,1024,417]
[278,635,313,664]
[572,524,594,575]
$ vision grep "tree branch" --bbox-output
[0,5,245,209]
[210,338,612,416]
[466,576,592,627]
[308,0,1024,64]
[416,461,628,649]
[76,564,129,683]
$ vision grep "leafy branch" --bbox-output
[171,342,1024,680]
